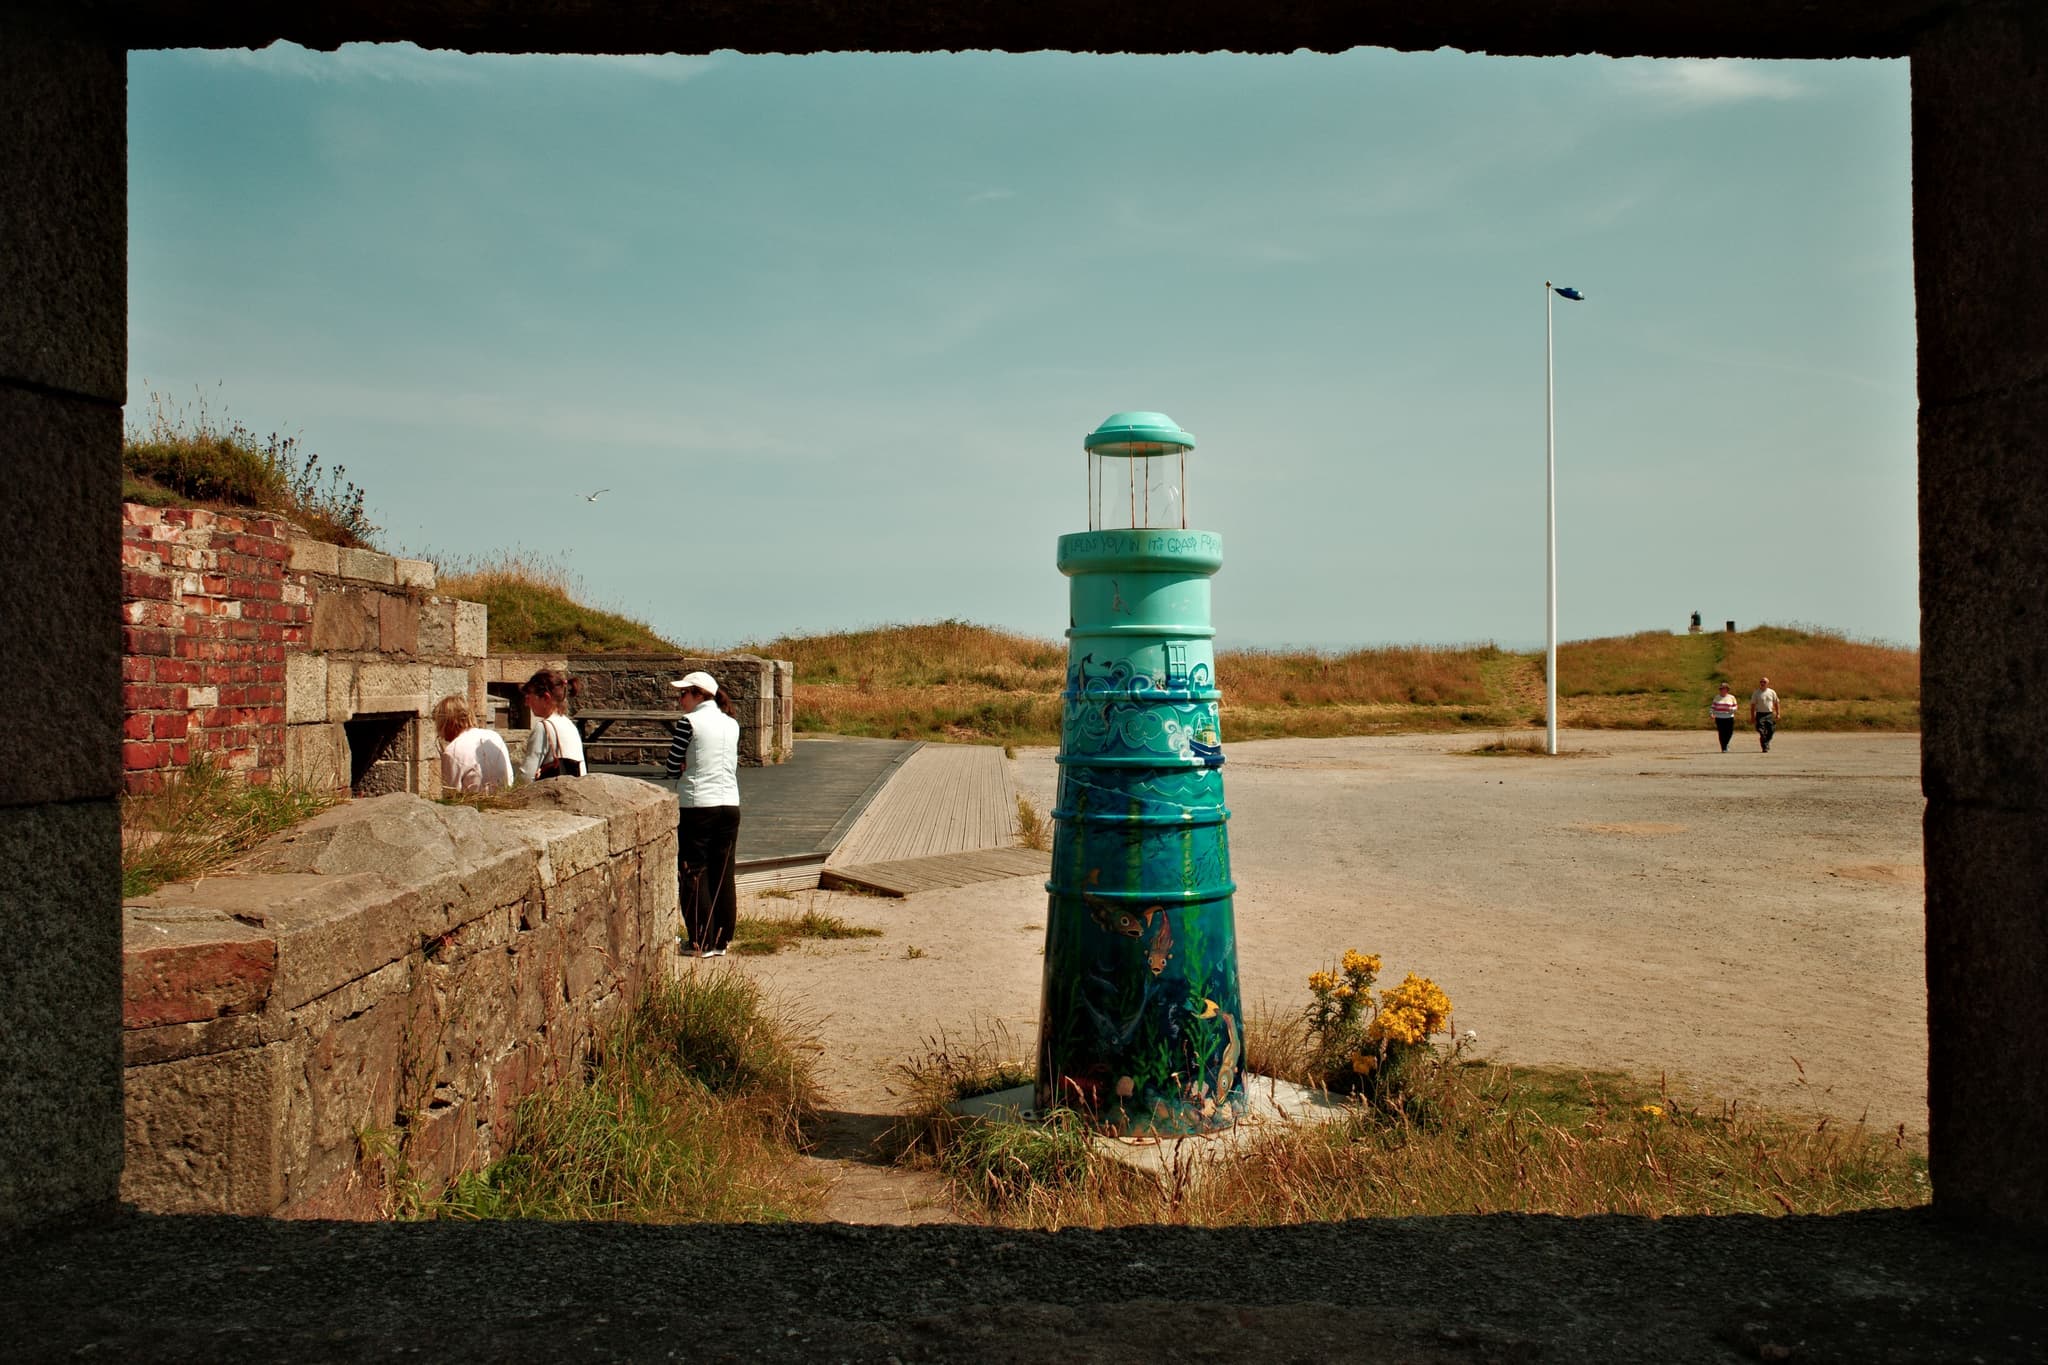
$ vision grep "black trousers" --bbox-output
[678,805,741,951]
[1715,717,1735,750]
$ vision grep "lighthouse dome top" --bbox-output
[1084,411,1196,456]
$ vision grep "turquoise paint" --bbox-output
[1083,411,1198,454]
[1037,421,1246,1136]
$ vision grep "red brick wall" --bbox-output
[121,505,310,793]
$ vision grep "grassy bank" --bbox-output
[415,970,821,1222]
[433,549,679,654]
[751,620,1918,745]
[123,390,379,547]
[893,1034,1927,1229]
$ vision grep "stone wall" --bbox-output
[119,775,679,1217]
[282,536,487,799]
[493,652,795,768]
[119,503,489,798]
[120,505,307,791]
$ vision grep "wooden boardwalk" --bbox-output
[609,736,1039,895]
[728,738,921,891]
[821,846,1050,898]
[826,743,1017,867]
[818,743,1046,897]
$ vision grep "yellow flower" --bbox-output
[1639,1103,1664,1118]
[1333,984,1354,999]
[1367,1004,1427,1046]
[1370,974,1454,1043]
[1341,950,1382,978]
[1350,1052,1378,1075]
[1307,969,1339,994]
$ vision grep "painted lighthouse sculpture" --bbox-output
[1036,412,1247,1135]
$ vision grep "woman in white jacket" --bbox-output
[663,670,741,956]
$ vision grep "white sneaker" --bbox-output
[703,946,727,958]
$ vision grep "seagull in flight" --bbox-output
[581,488,610,503]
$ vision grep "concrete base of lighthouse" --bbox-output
[950,1073,1351,1179]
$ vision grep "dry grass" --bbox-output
[749,620,1918,742]
[1723,625,1920,701]
[1557,630,1722,698]
[732,899,883,956]
[1015,795,1052,850]
[753,620,1067,691]
[793,682,1065,744]
[893,1033,1928,1228]
[122,388,378,547]
[1464,732,1558,757]
[416,971,822,1222]
[1220,644,1498,707]
[885,1022,1037,1169]
[433,548,679,654]
[122,755,335,898]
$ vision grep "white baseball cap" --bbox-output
[670,671,719,695]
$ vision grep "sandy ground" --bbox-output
[742,731,1928,1169]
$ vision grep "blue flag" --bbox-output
[1552,286,1585,301]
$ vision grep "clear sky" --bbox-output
[128,47,1916,651]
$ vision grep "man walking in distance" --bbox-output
[1751,676,1782,753]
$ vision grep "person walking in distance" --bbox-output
[1709,682,1740,752]
[665,670,742,957]
[1751,676,1782,753]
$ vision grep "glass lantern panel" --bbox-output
[1140,452,1185,529]
[1090,449,1188,530]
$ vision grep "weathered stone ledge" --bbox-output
[120,775,679,1218]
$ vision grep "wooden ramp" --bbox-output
[826,743,1017,866]
[822,744,1041,896]
[821,845,1051,898]
[728,738,922,892]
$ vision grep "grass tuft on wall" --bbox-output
[121,755,335,898]
[123,389,380,547]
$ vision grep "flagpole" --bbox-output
[1545,280,1558,756]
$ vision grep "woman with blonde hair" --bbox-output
[434,694,514,793]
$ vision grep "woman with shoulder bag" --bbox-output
[517,667,586,783]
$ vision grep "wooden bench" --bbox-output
[568,708,684,745]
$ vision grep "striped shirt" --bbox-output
[662,715,695,778]
[1710,692,1739,719]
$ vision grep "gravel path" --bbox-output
[747,730,1926,1141]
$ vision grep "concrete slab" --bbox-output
[951,1074,1352,1179]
